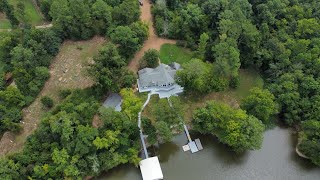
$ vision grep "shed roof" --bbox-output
[103,93,122,111]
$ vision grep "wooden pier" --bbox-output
[167,98,203,154]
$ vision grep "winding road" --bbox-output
[128,0,176,73]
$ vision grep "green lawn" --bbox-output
[8,0,44,26]
[159,44,194,64]
[231,69,264,99]
[0,59,5,74]
[180,68,264,122]
[0,12,12,29]
[0,18,12,29]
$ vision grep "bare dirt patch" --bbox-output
[0,36,106,156]
[0,12,6,19]
[128,0,176,73]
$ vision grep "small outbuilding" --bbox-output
[139,156,163,180]
[103,93,122,112]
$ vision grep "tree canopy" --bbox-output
[241,87,278,125]
[193,101,265,152]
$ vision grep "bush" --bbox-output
[241,88,278,125]
[193,101,265,152]
[41,96,54,108]
[140,49,159,69]
[59,89,72,99]
[229,76,240,89]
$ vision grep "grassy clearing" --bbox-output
[181,68,264,122]
[0,61,4,74]
[0,13,12,29]
[8,0,44,26]
[0,37,106,156]
[141,68,264,124]
[159,44,194,64]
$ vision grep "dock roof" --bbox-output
[139,156,163,180]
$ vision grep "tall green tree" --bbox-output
[193,101,265,152]
[196,32,209,60]
[241,88,278,125]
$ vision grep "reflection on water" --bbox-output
[97,127,320,180]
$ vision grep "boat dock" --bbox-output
[138,92,163,180]
[167,98,203,154]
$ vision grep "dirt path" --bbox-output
[0,37,105,156]
[128,0,176,72]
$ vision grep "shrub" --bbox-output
[229,76,240,89]
[140,49,159,68]
[41,96,54,108]
[59,89,72,99]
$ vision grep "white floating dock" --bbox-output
[188,141,199,153]
[195,138,203,150]
[139,156,163,180]
[182,144,190,152]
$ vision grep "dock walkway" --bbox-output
[167,98,203,153]
[138,92,153,159]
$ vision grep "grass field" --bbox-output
[8,0,44,26]
[159,44,194,64]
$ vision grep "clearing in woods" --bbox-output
[142,69,264,124]
[8,0,45,26]
[128,0,176,73]
[0,36,106,156]
[0,13,12,29]
[159,44,194,65]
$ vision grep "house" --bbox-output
[137,62,183,95]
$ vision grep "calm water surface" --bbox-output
[98,127,320,180]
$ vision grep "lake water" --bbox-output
[98,127,320,180]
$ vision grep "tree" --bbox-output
[0,158,21,179]
[110,26,140,58]
[298,120,320,166]
[140,49,159,69]
[153,97,181,125]
[176,59,213,93]
[155,121,172,142]
[130,21,149,45]
[193,101,265,152]
[41,96,54,108]
[142,117,157,145]
[120,88,143,120]
[295,18,320,39]
[50,0,94,40]
[196,32,209,60]
[212,41,240,78]
[149,97,183,142]
[0,86,25,134]
[88,43,134,92]
[241,88,278,125]
[112,0,140,25]
[92,0,113,35]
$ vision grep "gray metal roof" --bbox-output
[138,63,181,88]
[103,93,122,111]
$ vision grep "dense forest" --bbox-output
[0,0,148,179]
[152,0,320,165]
[0,0,320,179]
